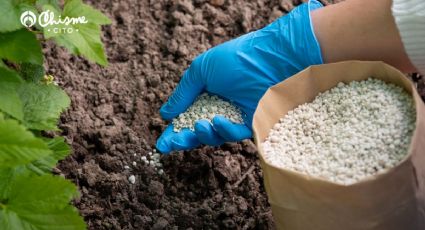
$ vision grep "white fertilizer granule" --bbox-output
[128,175,136,184]
[262,78,416,185]
[172,93,244,132]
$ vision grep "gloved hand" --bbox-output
[157,0,324,154]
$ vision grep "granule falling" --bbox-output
[172,93,244,132]
[262,78,416,185]
[128,175,136,184]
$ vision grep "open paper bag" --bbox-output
[253,61,425,230]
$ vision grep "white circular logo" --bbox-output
[20,11,37,28]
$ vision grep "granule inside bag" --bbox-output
[262,78,416,185]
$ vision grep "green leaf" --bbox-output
[0,174,86,230]
[0,29,43,65]
[0,82,23,121]
[0,168,18,199]
[0,0,21,32]
[36,0,59,10]
[43,0,111,66]
[0,65,23,83]
[19,63,45,83]
[0,0,33,32]
[0,119,52,167]
[45,137,71,162]
[0,69,24,121]
[0,167,32,199]
[18,83,70,130]
[0,137,71,193]
[64,0,111,25]
[23,137,71,175]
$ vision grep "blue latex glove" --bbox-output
[157,0,324,154]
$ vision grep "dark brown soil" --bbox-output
[43,0,425,229]
[44,0,298,229]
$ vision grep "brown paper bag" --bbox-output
[253,61,425,230]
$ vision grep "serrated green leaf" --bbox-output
[0,29,43,65]
[0,137,71,193]
[0,174,86,230]
[64,0,110,25]
[45,137,71,161]
[18,83,70,130]
[23,137,71,175]
[0,119,52,167]
[0,82,23,121]
[53,23,108,66]
[19,63,45,83]
[43,0,110,66]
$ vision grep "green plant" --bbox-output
[0,0,110,229]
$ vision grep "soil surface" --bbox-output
[43,0,425,229]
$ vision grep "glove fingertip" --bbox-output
[156,139,171,154]
[211,115,232,130]
[171,129,201,151]
[160,103,177,120]
[212,116,252,141]
[194,119,211,133]
[195,120,225,146]
[156,125,175,154]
